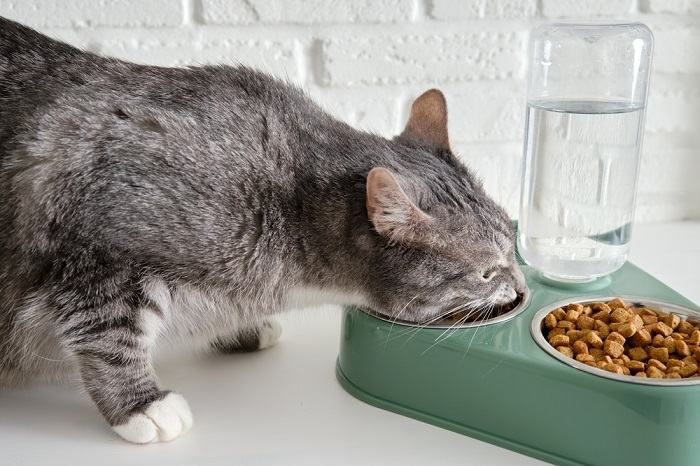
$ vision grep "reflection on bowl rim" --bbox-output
[356,287,531,329]
[531,296,700,387]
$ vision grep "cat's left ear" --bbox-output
[366,167,431,244]
[399,89,450,151]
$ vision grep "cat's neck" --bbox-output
[278,130,400,296]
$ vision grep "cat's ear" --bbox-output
[400,89,450,151]
[366,167,430,243]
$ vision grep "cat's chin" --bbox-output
[491,292,526,316]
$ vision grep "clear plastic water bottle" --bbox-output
[518,23,654,283]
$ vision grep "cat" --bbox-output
[0,17,526,444]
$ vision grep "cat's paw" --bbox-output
[258,319,282,350]
[112,393,193,444]
[211,319,282,353]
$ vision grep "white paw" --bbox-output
[258,320,282,350]
[112,393,193,444]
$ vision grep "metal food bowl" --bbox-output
[362,289,531,329]
[531,296,700,387]
[336,263,700,466]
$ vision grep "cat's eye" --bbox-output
[481,269,498,281]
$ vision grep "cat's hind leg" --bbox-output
[58,277,192,444]
[210,319,282,353]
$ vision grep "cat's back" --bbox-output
[0,17,102,103]
[0,16,87,77]
[0,18,337,267]
[0,17,109,157]
[0,15,334,169]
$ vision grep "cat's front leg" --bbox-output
[210,319,282,353]
[60,293,192,444]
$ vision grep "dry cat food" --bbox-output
[542,298,700,380]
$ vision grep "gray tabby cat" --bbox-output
[0,17,526,443]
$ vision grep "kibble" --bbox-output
[653,322,674,337]
[604,340,625,358]
[557,320,575,330]
[668,359,684,368]
[662,337,676,354]
[542,298,700,380]
[549,334,570,347]
[677,340,691,357]
[604,363,624,375]
[595,320,610,338]
[573,340,588,355]
[610,308,631,323]
[678,321,696,334]
[690,330,700,344]
[618,323,636,338]
[567,329,584,342]
[627,360,645,372]
[648,359,667,371]
[628,347,649,362]
[642,314,658,325]
[566,309,580,322]
[630,328,652,346]
[652,334,665,347]
[681,363,699,377]
[576,315,595,330]
[544,313,557,329]
[608,298,626,310]
[557,346,574,358]
[584,331,604,349]
[649,347,670,363]
[607,332,626,345]
[549,328,565,339]
[662,314,681,330]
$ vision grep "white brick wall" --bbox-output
[1,0,698,221]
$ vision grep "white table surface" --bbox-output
[2,221,699,466]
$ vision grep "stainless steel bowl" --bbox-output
[359,288,531,329]
[531,296,700,386]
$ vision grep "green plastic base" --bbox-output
[336,262,700,466]
[336,363,583,465]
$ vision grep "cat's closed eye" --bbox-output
[480,268,499,282]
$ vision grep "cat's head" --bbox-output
[361,89,526,324]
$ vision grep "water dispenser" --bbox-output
[518,23,654,283]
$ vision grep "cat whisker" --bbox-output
[395,297,486,345]
[433,308,484,345]
[427,306,470,343]
[390,306,468,344]
[384,292,422,348]
[421,298,494,355]
[430,303,483,344]
[462,303,496,358]
[420,310,474,355]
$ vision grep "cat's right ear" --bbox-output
[366,167,430,243]
[399,89,450,151]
